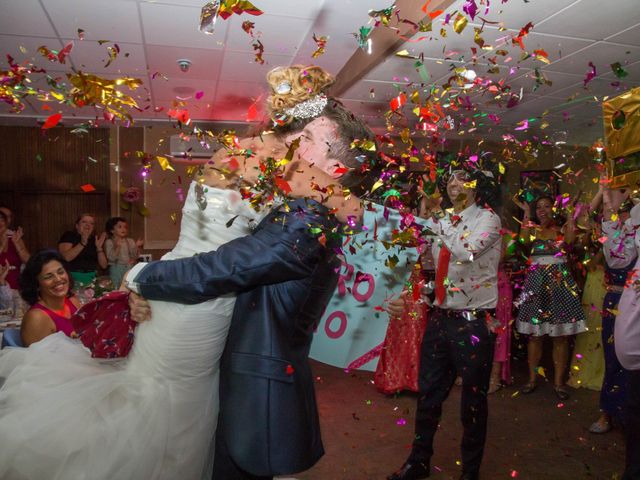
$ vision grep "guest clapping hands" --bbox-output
[0,210,30,290]
[58,214,107,287]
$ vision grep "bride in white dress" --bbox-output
[0,181,269,480]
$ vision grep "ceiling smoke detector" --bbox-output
[177,59,192,73]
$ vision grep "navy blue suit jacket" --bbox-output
[134,198,342,476]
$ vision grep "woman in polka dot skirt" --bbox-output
[514,195,587,400]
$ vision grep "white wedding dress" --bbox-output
[0,182,268,480]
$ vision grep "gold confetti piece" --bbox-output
[156,155,175,171]
[66,72,142,121]
[371,179,384,192]
[453,13,468,34]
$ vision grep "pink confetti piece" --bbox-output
[583,61,597,87]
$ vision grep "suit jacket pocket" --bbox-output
[230,352,295,384]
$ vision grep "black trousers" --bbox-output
[409,308,496,474]
[213,434,273,480]
[623,369,640,480]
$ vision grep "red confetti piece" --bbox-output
[242,20,255,36]
[195,91,204,100]
[246,101,259,121]
[512,21,534,50]
[80,184,96,192]
[274,177,292,193]
[227,157,239,171]
[167,109,190,124]
[390,93,407,111]
[41,113,62,130]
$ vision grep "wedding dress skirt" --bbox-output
[0,183,268,480]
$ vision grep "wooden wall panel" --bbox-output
[0,126,111,253]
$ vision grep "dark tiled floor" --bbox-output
[296,360,625,480]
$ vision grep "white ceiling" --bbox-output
[0,0,639,145]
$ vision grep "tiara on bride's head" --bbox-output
[280,93,328,121]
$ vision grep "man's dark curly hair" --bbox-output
[20,249,74,306]
[437,156,502,212]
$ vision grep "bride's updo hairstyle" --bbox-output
[265,65,379,197]
[266,65,334,120]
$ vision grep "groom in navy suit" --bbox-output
[126,96,378,479]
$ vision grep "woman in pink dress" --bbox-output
[19,249,80,346]
[489,263,513,393]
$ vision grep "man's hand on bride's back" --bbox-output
[129,292,152,323]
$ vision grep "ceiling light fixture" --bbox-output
[177,59,192,73]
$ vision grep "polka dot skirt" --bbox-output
[516,262,587,337]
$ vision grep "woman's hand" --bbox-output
[128,292,152,323]
[11,226,24,244]
[386,293,406,318]
[512,195,531,215]
[95,232,106,249]
[418,188,442,219]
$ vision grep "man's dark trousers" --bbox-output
[408,307,496,475]
[623,369,640,480]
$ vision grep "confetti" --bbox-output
[312,34,328,58]
[241,20,255,36]
[583,61,597,87]
[453,13,468,34]
[610,62,628,78]
[199,0,263,35]
[252,39,264,64]
[41,113,62,130]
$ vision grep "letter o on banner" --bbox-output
[352,273,375,303]
[324,310,347,339]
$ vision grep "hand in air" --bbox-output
[512,194,530,214]
[11,226,24,244]
[95,232,107,249]
[418,186,442,219]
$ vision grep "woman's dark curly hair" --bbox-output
[105,216,127,238]
[19,249,74,306]
[530,195,565,226]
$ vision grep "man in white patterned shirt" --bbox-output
[387,166,501,480]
